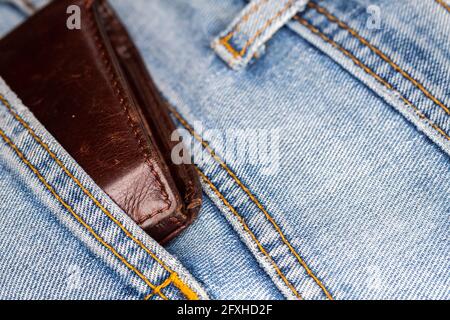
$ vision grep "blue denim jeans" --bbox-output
[0,0,448,300]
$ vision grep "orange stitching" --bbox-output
[0,126,168,301]
[167,105,333,299]
[196,167,302,300]
[308,2,450,115]
[436,0,450,12]
[221,0,297,58]
[171,272,200,300]
[144,293,155,300]
[144,274,175,300]
[237,0,271,29]
[218,34,241,59]
[219,0,270,58]
[0,94,199,300]
[294,16,450,142]
[233,0,271,36]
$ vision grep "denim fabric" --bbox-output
[0,78,208,300]
[0,158,138,299]
[110,0,450,299]
[0,0,286,301]
[167,195,284,300]
[290,0,450,157]
[212,0,309,70]
[0,0,48,16]
[0,0,449,300]
[0,1,22,32]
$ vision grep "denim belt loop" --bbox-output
[212,0,309,70]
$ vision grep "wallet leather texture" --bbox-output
[0,0,202,243]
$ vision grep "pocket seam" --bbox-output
[0,94,199,301]
[168,105,333,300]
[293,16,450,142]
[308,2,450,116]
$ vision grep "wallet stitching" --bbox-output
[308,2,450,115]
[0,100,168,300]
[294,16,450,142]
[0,93,199,300]
[85,2,173,220]
[168,105,332,300]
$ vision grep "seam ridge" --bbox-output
[168,104,332,300]
[221,0,297,58]
[229,0,271,43]
[196,167,303,300]
[0,120,168,300]
[308,1,450,115]
[0,94,199,300]
[293,16,450,143]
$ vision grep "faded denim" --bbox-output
[0,78,208,300]
[0,0,449,300]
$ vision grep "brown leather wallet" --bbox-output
[0,0,202,244]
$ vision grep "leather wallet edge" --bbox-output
[90,0,202,243]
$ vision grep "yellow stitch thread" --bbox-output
[221,0,296,58]
[219,34,241,59]
[219,0,271,57]
[308,1,450,115]
[0,127,168,300]
[144,274,174,301]
[294,16,450,143]
[167,104,332,299]
[236,0,271,30]
[0,95,197,300]
[239,0,296,56]
[171,272,200,300]
[435,0,450,13]
[195,167,302,300]
[144,293,154,300]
